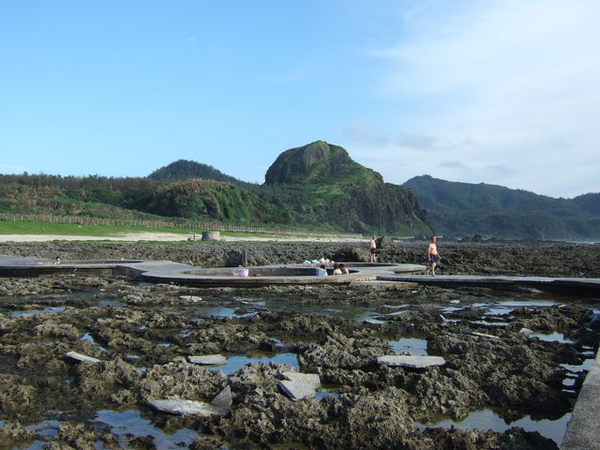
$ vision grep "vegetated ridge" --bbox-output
[0,141,430,235]
[404,175,600,240]
[256,141,429,234]
[148,159,249,187]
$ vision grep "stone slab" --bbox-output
[148,399,226,417]
[278,379,317,401]
[282,372,321,390]
[65,351,101,364]
[189,354,228,365]
[211,386,232,409]
[377,355,446,368]
[179,295,203,302]
[461,330,500,339]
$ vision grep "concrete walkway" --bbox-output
[1,255,599,293]
[0,255,423,286]
[561,346,600,449]
[378,274,600,295]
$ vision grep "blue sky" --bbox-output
[1,0,599,198]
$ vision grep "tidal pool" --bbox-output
[94,410,200,448]
[389,337,428,356]
[417,409,572,445]
[209,352,300,375]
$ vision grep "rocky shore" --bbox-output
[0,240,598,448]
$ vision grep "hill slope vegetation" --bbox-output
[0,142,430,235]
[404,175,600,240]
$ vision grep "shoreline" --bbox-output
[0,240,598,447]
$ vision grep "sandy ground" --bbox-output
[0,232,365,243]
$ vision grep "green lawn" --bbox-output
[0,220,362,241]
[0,220,202,236]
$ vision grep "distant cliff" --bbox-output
[404,175,600,240]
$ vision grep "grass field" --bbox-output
[0,220,363,241]
[0,220,201,236]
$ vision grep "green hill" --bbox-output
[148,159,247,186]
[404,175,600,240]
[257,141,429,234]
[0,142,430,235]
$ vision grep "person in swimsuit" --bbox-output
[370,236,377,263]
[426,236,441,276]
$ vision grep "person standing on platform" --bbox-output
[370,236,377,263]
[426,236,441,276]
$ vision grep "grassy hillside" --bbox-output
[257,141,430,234]
[404,175,600,240]
[0,141,431,235]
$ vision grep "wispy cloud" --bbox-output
[347,0,600,197]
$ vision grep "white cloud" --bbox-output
[348,0,600,197]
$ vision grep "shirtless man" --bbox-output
[426,236,441,276]
[369,236,377,263]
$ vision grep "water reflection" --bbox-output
[390,338,428,356]
[418,409,571,445]
[530,331,574,344]
[8,306,65,317]
[94,410,199,448]
[210,353,300,375]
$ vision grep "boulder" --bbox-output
[211,386,232,409]
[278,371,321,401]
[278,380,316,401]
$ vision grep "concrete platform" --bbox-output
[561,346,600,449]
[378,274,600,295]
[1,255,599,294]
[0,255,423,287]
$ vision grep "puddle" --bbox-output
[384,310,410,317]
[210,353,300,375]
[439,306,463,314]
[81,333,108,352]
[417,409,571,445]
[192,306,257,319]
[98,299,123,307]
[471,320,510,327]
[485,299,560,316]
[389,338,428,356]
[561,358,596,373]
[8,306,66,317]
[315,386,341,400]
[530,332,575,344]
[20,420,61,448]
[94,409,200,448]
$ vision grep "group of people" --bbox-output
[319,263,350,275]
[369,235,442,276]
